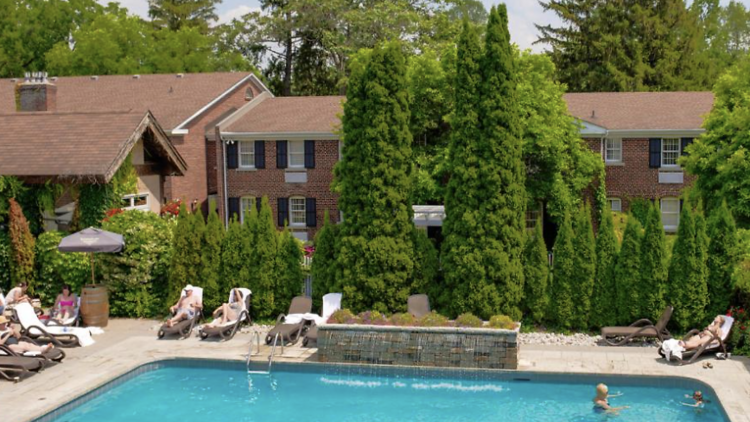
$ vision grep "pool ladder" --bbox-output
[246,332,284,375]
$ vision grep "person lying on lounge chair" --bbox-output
[208,289,244,327]
[0,316,54,355]
[679,316,724,350]
[166,285,202,327]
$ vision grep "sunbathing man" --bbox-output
[679,316,725,350]
[166,285,202,327]
[208,289,244,327]
[0,315,54,354]
[593,383,629,414]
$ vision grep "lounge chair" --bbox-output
[13,303,93,347]
[408,294,431,318]
[0,335,66,364]
[199,288,252,341]
[47,297,81,327]
[660,315,735,364]
[303,293,343,347]
[158,286,204,339]
[601,306,673,346]
[0,355,45,382]
[265,296,313,346]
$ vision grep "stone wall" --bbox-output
[317,325,518,370]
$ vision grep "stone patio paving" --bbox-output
[2,319,749,422]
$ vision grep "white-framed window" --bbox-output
[661,198,680,232]
[288,140,305,168]
[290,197,306,226]
[525,203,542,231]
[604,138,622,163]
[661,138,680,167]
[240,196,255,222]
[239,141,255,168]
[121,193,149,211]
[608,198,622,212]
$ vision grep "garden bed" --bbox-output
[317,324,519,369]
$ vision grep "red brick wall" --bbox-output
[221,139,340,238]
[586,138,695,212]
[163,81,263,209]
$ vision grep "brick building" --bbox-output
[216,91,715,237]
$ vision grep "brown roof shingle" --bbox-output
[0,111,184,181]
[564,92,714,131]
[0,73,256,130]
[225,96,344,134]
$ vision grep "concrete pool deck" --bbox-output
[1,319,749,422]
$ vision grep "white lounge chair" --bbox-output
[13,303,95,347]
[303,293,342,347]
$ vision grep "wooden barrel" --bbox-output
[81,284,109,327]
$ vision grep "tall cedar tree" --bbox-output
[706,201,740,316]
[522,220,549,324]
[572,204,596,329]
[220,217,246,297]
[167,203,202,304]
[479,6,526,319]
[311,211,339,310]
[614,216,642,324]
[333,42,415,313]
[241,203,258,289]
[201,200,224,311]
[250,197,279,318]
[590,205,619,327]
[441,20,503,318]
[412,227,439,304]
[669,206,708,330]
[550,212,576,329]
[276,228,304,311]
[148,0,219,32]
[695,209,711,320]
[8,199,35,288]
[640,204,669,321]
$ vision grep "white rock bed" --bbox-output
[519,331,659,347]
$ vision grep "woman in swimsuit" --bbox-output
[53,285,77,321]
[209,289,244,327]
[593,383,629,415]
[679,316,724,350]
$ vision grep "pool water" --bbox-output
[46,363,728,422]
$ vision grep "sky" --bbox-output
[104,0,750,53]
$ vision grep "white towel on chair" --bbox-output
[283,313,322,325]
[14,303,95,347]
[661,339,684,361]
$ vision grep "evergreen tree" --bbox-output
[550,212,576,329]
[250,197,279,318]
[333,42,415,313]
[168,203,201,304]
[8,199,34,288]
[411,227,439,300]
[241,203,258,289]
[590,204,619,327]
[220,216,246,298]
[276,228,304,312]
[522,220,549,325]
[148,0,219,32]
[201,200,224,312]
[669,206,708,331]
[572,204,596,329]
[311,211,339,308]
[440,20,502,318]
[0,231,12,291]
[640,203,669,321]
[614,216,642,324]
[706,201,740,317]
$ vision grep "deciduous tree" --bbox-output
[8,199,35,289]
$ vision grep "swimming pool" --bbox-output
[36,359,730,422]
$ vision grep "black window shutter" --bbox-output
[226,142,238,169]
[277,197,288,226]
[276,141,287,168]
[649,138,661,168]
[304,140,315,169]
[255,141,265,168]
[681,138,693,156]
[228,197,240,222]
[255,197,262,213]
[306,198,317,227]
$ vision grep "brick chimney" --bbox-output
[17,72,57,112]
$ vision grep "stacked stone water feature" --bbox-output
[317,325,518,370]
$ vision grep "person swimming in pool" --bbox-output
[681,390,705,408]
[593,383,629,415]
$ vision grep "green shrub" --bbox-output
[418,311,450,327]
[455,312,483,328]
[489,315,516,330]
[8,199,35,290]
[34,231,89,306]
[629,198,651,227]
[357,310,388,325]
[328,309,359,324]
[389,312,415,326]
[0,231,12,292]
[99,210,175,317]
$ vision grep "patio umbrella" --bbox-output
[58,227,125,284]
